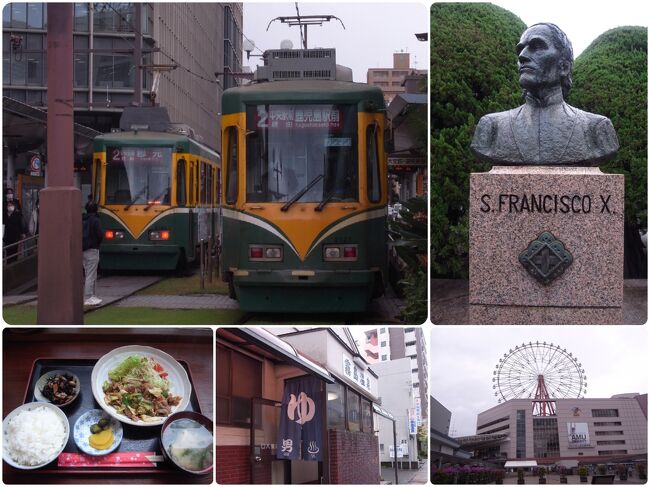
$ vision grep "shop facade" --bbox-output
[216,328,386,484]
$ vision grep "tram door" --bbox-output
[250,398,287,484]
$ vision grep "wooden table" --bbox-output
[2,328,213,484]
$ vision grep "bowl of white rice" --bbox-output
[3,402,69,469]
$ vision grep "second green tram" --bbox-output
[92,131,220,271]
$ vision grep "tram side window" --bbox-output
[93,159,101,203]
[366,123,381,203]
[176,159,186,206]
[225,127,238,204]
[199,162,206,204]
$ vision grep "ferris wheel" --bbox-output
[492,341,586,415]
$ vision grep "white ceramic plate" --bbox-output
[91,345,191,427]
[2,402,70,470]
[73,409,123,456]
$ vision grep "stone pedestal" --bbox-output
[469,166,624,325]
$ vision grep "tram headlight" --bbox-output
[149,230,170,241]
[324,247,341,259]
[105,230,125,240]
[324,244,358,261]
[249,245,283,261]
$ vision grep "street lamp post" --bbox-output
[37,3,83,324]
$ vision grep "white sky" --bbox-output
[242,2,429,82]
[488,0,649,57]
[430,326,648,437]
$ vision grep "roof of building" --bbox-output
[217,327,334,383]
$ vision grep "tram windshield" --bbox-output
[105,146,172,206]
[245,104,358,204]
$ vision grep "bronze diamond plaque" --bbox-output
[519,231,573,285]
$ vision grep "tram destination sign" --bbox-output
[255,105,341,129]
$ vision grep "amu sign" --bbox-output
[567,422,593,448]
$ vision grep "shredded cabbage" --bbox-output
[108,355,169,391]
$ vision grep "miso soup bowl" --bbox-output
[160,411,213,475]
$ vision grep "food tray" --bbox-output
[18,358,203,476]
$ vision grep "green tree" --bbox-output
[568,26,648,277]
[430,3,526,277]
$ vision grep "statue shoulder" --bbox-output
[566,104,620,159]
[472,109,515,148]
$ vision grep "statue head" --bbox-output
[517,23,573,99]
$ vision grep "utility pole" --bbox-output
[37,3,83,324]
[133,3,142,106]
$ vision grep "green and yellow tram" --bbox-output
[92,130,220,271]
[221,79,388,312]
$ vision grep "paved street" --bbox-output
[381,462,428,484]
[3,273,406,324]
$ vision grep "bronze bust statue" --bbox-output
[471,23,619,166]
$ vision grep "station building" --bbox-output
[3,2,242,217]
[217,328,398,485]
[467,393,647,466]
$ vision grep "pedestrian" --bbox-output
[82,202,103,306]
[3,199,26,263]
[4,187,21,211]
[28,197,39,236]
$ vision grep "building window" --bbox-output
[380,341,386,347]
[405,341,416,347]
[381,354,387,361]
[411,368,418,373]
[592,409,619,417]
[327,382,345,430]
[361,399,372,433]
[27,3,44,29]
[594,430,624,436]
[347,389,361,432]
[413,382,419,388]
[478,416,511,431]
[379,327,386,333]
[482,424,510,435]
[366,123,381,203]
[533,418,560,458]
[516,410,526,458]
[594,421,622,426]
[93,3,134,33]
[380,443,384,452]
[93,37,135,89]
[598,450,628,455]
[74,3,89,31]
[404,328,415,333]
[216,344,262,427]
[596,440,626,445]
[73,35,89,88]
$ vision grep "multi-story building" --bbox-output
[372,357,419,468]
[467,394,648,465]
[367,52,425,105]
[430,396,472,467]
[3,2,241,212]
[362,327,428,422]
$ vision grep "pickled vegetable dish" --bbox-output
[102,355,181,422]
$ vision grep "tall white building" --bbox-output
[362,327,428,422]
